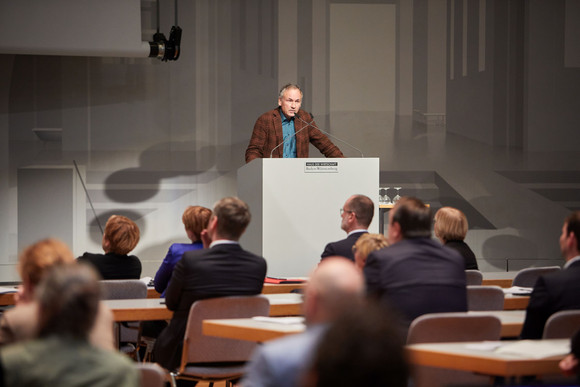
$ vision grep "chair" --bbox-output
[543,310,580,339]
[170,295,270,387]
[100,280,148,359]
[467,285,505,311]
[407,312,502,387]
[465,270,483,285]
[135,363,167,387]
[512,266,561,288]
[100,279,148,300]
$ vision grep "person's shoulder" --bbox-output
[77,252,101,261]
[256,108,279,121]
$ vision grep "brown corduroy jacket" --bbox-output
[245,108,344,163]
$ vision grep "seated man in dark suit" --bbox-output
[320,194,374,262]
[364,197,467,330]
[153,197,268,372]
[520,211,580,339]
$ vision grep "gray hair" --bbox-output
[278,83,303,99]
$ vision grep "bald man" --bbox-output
[241,257,365,387]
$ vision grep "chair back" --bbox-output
[181,295,270,366]
[543,310,580,339]
[465,270,483,286]
[407,312,501,344]
[467,285,505,311]
[100,279,148,300]
[512,266,561,288]
[136,363,166,387]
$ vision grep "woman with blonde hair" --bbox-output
[352,233,389,270]
[434,207,478,270]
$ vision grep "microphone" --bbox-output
[269,112,314,158]
[294,112,364,158]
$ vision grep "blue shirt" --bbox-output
[154,241,204,297]
[280,112,297,158]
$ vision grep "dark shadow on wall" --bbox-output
[481,235,538,271]
[103,140,217,202]
[87,209,146,245]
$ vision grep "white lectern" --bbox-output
[237,158,379,277]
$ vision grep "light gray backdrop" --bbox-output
[1,0,579,280]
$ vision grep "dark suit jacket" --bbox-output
[153,243,267,370]
[520,260,580,339]
[364,238,467,328]
[77,252,142,280]
[245,108,344,162]
[320,231,368,262]
[444,240,479,270]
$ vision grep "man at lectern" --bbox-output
[245,83,344,162]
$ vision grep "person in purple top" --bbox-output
[154,205,212,297]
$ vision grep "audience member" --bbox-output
[154,205,212,296]
[241,257,366,387]
[434,206,478,270]
[352,233,388,270]
[0,264,139,387]
[302,302,408,387]
[153,197,267,372]
[364,197,467,329]
[321,194,374,262]
[77,215,142,280]
[520,211,580,339]
[560,329,580,383]
[0,239,114,350]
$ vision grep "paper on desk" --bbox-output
[465,342,503,351]
[252,316,305,325]
[0,287,17,294]
[495,340,570,358]
[502,286,533,295]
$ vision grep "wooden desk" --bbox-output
[105,293,303,322]
[406,339,569,378]
[0,292,16,306]
[105,298,172,322]
[503,295,530,310]
[262,282,306,294]
[203,317,306,342]
[468,310,525,338]
[482,272,517,288]
[147,287,160,298]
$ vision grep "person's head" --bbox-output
[18,238,75,300]
[303,257,365,325]
[207,197,251,241]
[388,196,432,245]
[352,233,389,270]
[560,211,580,261]
[340,195,374,233]
[277,83,303,118]
[434,206,469,244]
[36,263,101,341]
[182,205,212,242]
[302,301,409,387]
[102,215,140,255]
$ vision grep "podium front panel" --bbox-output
[238,158,379,277]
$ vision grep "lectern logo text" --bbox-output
[304,162,339,173]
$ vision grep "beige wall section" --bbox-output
[329,4,396,113]
[328,3,396,160]
[427,0,447,115]
[278,0,298,87]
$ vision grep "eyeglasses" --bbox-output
[340,208,354,216]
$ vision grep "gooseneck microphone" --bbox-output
[269,112,315,158]
[294,112,364,158]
